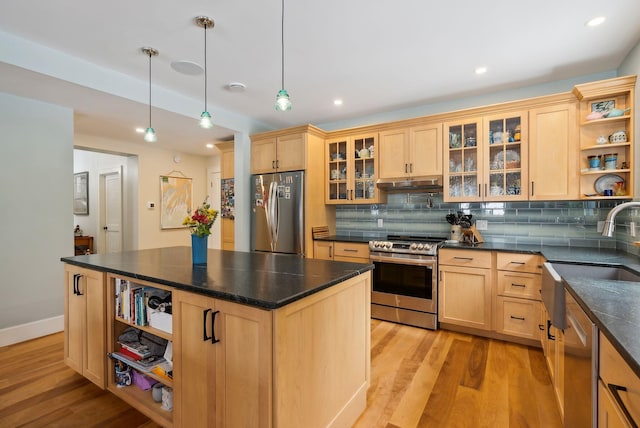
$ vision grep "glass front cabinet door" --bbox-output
[326,134,380,204]
[444,111,528,202]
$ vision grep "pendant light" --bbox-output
[275,0,291,111]
[195,16,214,129]
[141,47,158,142]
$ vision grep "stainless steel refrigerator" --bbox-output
[250,171,304,255]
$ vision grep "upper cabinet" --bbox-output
[251,133,306,174]
[378,123,443,179]
[444,111,528,202]
[573,75,636,200]
[529,100,579,200]
[325,133,383,204]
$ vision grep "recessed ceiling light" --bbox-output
[586,16,606,27]
[135,127,145,133]
[475,67,488,75]
[226,82,247,92]
[206,143,214,149]
[334,99,343,106]
[171,60,204,76]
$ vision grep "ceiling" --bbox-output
[0,1,639,156]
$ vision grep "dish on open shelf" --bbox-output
[594,174,624,194]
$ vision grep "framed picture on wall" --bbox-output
[160,175,192,229]
[73,171,89,215]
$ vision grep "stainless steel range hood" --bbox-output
[376,176,443,192]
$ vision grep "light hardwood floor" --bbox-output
[0,321,562,427]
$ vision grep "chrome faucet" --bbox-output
[601,201,640,237]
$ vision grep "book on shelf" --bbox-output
[111,352,166,373]
[114,278,171,329]
[118,341,151,359]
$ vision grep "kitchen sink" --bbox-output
[542,262,640,330]
[550,263,640,283]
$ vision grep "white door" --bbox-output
[208,170,221,249]
[103,171,122,253]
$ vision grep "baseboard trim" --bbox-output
[0,315,64,347]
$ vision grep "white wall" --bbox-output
[75,134,217,249]
[0,93,73,329]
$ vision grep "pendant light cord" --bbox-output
[281,0,285,89]
[204,22,208,111]
[148,51,152,128]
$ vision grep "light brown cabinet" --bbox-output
[64,264,107,388]
[378,123,443,179]
[438,249,493,330]
[574,75,636,200]
[173,290,272,427]
[313,240,369,263]
[325,133,383,204]
[599,332,640,427]
[251,133,305,174]
[540,302,564,419]
[494,252,542,340]
[529,101,579,200]
[443,111,528,202]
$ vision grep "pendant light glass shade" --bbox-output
[195,16,214,128]
[275,0,291,111]
[275,89,292,111]
[141,47,158,142]
[199,111,213,128]
[144,127,157,142]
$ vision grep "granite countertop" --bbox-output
[442,240,640,377]
[61,247,373,310]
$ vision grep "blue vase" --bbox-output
[191,234,208,265]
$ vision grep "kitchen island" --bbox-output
[61,247,373,428]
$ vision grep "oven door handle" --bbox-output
[370,255,436,267]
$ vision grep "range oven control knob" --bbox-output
[384,242,392,249]
[417,243,424,250]
[410,243,418,250]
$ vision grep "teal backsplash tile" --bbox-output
[335,196,640,251]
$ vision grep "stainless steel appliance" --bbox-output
[250,171,304,255]
[564,289,597,428]
[369,234,445,330]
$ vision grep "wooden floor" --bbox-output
[0,321,562,428]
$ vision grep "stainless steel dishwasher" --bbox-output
[563,289,598,428]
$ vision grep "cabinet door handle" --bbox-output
[203,308,212,342]
[72,274,80,295]
[531,181,535,197]
[276,159,279,169]
[547,319,555,341]
[405,164,408,173]
[484,183,487,198]
[478,184,481,197]
[210,310,220,344]
[607,383,639,428]
[538,324,545,331]
[74,274,83,296]
[511,283,526,288]
[510,315,525,321]
[410,163,413,173]
[272,160,276,169]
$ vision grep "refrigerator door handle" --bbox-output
[268,181,279,251]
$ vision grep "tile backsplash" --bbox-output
[335,193,640,255]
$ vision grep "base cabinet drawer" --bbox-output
[599,332,640,426]
[497,271,541,300]
[495,297,541,340]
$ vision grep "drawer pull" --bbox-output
[509,261,526,265]
[511,283,526,288]
[510,315,525,321]
[453,257,473,261]
[343,248,358,253]
[607,383,639,428]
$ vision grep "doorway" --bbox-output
[101,168,123,253]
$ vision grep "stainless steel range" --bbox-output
[369,234,445,330]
